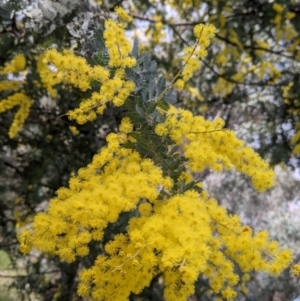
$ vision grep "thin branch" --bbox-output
[169,24,188,45]
[200,58,282,87]
[160,20,283,89]
[215,34,294,59]
[132,12,294,89]
[0,274,27,278]
[172,21,294,59]
[188,129,230,134]
[131,13,296,60]
[130,13,158,23]
[171,21,200,26]
[3,160,23,177]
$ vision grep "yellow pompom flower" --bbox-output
[155,123,169,136]
[0,92,33,138]
[69,126,80,135]
[272,3,285,14]
[175,79,185,90]
[178,23,216,83]
[0,54,26,74]
[119,117,133,133]
[292,264,300,277]
[114,6,133,22]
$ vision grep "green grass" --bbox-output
[0,289,15,301]
[0,250,11,269]
[0,250,19,301]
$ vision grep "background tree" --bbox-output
[205,166,300,300]
[128,0,300,167]
[0,1,117,300]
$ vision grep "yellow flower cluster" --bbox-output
[271,2,296,43]
[281,83,300,155]
[77,191,211,300]
[16,16,294,301]
[0,80,23,92]
[212,76,235,98]
[40,49,109,92]
[155,106,275,192]
[0,54,33,138]
[0,54,26,74]
[75,190,291,301]
[0,92,32,138]
[69,126,80,136]
[37,54,58,98]
[292,264,300,277]
[175,24,216,89]
[67,69,135,124]
[282,82,298,112]
[272,3,285,14]
[254,39,269,56]
[18,128,170,261]
[166,0,201,11]
[255,61,281,83]
[18,118,292,301]
[114,6,133,22]
[0,54,26,95]
[119,116,133,133]
[104,18,136,68]
[150,20,166,44]
[291,125,300,155]
[40,17,136,124]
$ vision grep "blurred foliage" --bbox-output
[128,0,300,167]
[205,166,300,300]
[0,1,121,300]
